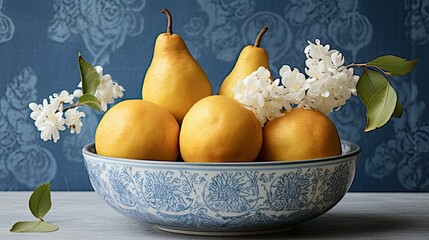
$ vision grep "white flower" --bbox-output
[49,90,74,112]
[94,79,123,111]
[112,83,125,99]
[73,89,83,98]
[64,108,86,134]
[330,51,345,69]
[29,65,124,143]
[73,66,125,111]
[280,65,310,103]
[95,86,115,111]
[255,66,271,79]
[233,67,289,126]
[299,39,359,114]
[233,40,361,125]
[234,70,268,108]
[34,98,66,143]
[49,90,74,104]
[95,66,103,75]
[29,100,48,121]
[304,39,333,62]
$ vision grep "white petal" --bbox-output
[41,127,51,141]
[94,66,103,75]
[52,128,60,143]
[73,89,83,98]
[321,90,330,98]
[29,102,38,111]
[279,65,292,78]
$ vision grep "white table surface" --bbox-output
[0,192,428,240]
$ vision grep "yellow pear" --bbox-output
[218,26,270,98]
[142,8,212,124]
[180,95,262,162]
[95,100,179,160]
[260,108,342,161]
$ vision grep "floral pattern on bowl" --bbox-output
[83,141,360,235]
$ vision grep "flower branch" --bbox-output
[233,39,417,132]
[28,54,125,143]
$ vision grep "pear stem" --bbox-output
[161,8,173,35]
[254,26,268,47]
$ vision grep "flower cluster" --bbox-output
[233,39,359,126]
[29,91,80,143]
[302,39,359,114]
[29,66,124,143]
[73,66,125,111]
[233,67,290,126]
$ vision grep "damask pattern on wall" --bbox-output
[183,0,372,71]
[0,68,57,189]
[48,0,146,65]
[0,0,14,43]
[0,0,428,191]
[405,0,429,45]
[365,80,429,191]
[0,67,99,190]
[362,1,429,191]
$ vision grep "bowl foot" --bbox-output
[154,225,296,236]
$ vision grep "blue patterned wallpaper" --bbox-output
[0,0,428,191]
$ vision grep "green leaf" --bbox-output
[79,93,102,111]
[78,53,100,95]
[368,55,418,76]
[357,69,389,107]
[392,101,403,118]
[365,84,397,132]
[29,182,51,220]
[11,221,58,233]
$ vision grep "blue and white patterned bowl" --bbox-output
[83,141,360,236]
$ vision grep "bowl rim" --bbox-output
[82,140,360,167]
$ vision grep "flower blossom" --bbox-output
[29,100,47,121]
[73,66,125,111]
[280,65,310,104]
[64,108,86,134]
[302,39,359,114]
[29,65,124,142]
[233,67,289,126]
[33,99,66,143]
[49,90,74,104]
[233,39,360,125]
[49,90,74,112]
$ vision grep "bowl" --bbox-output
[82,141,360,236]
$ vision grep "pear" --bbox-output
[218,26,270,98]
[142,8,212,124]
